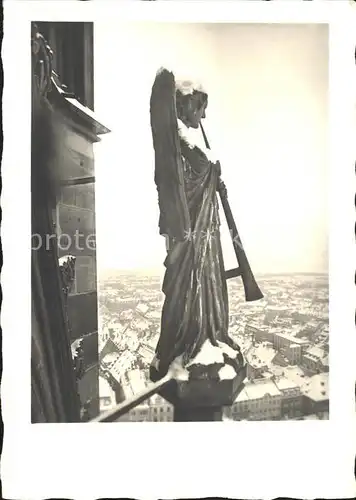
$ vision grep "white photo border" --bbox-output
[2,1,356,499]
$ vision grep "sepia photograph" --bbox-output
[95,21,329,423]
[2,1,356,499]
[31,20,329,424]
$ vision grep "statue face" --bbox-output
[186,100,207,129]
[177,90,208,129]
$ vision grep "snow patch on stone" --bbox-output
[217,340,239,359]
[169,340,240,377]
[156,66,172,77]
[58,254,75,266]
[177,119,219,163]
[169,355,189,381]
[218,364,237,380]
[175,76,207,96]
[186,340,224,367]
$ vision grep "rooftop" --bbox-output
[245,343,276,368]
[275,331,310,345]
[102,352,120,365]
[305,345,325,359]
[301,373,329,402]
[136,303,149,315]
[244,379,281,399]
[282,366,309,387]
[275,377,299,391]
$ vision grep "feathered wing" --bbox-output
[150,68,191,241]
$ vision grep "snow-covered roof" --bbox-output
[102,352,120,365]
[245,343,276,368]
[305,346,325,359]
[275,331,309,345]
[136,303,149,314]
[283,366,308,387]
[301,373,329,402]
[275,377,299,391]
[244,380,281,399]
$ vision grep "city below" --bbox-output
[98,271,329,422]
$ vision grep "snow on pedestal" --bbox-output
[169,339,241,382]
[150,339,246,416]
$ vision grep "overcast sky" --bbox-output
[93,22,328,274]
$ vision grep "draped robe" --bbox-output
[155,137,231,373]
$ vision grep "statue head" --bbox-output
[175,78,208,129]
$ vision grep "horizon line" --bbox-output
[98,268,328,276]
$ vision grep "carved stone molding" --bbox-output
[58,255,76,297]
[71,338,85,381]
[31,23,53,97]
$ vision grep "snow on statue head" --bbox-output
[153,67,208,129]
[175,77,207,96]
[155,66,208,94]
[174,74,208,130]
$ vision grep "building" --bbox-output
[226,375,305,421]
[125,404,151,422]
[117,393,173,422]
[31,22,110,422]
[275,377,302,418]
[245,379,282,420]
[99,376,116,413]
[244,322,275,343]
[301,346,327,374]
[228,379,282,421]
[124,368,147,397]
[229,388,251,420]
[301,373,329,416]
[131,317,151,333]
[264,305,289,324]
[246,362,265,381]
[136,303,149,316]
[149,394,174,422]
[285,343,302,365]
[99,337,120,363]
[245,342,277,381]
[273,331,309,353]
[138,343,155,364]
[298,320,323,339]
[292,311,313,323]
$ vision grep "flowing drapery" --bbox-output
[155,141,230,372]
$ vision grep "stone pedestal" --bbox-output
[150,340,247,421]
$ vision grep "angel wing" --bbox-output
[150,68,191,241]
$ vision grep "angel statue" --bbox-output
[149,68,243,382]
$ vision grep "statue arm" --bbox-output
[150,69,191,241]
